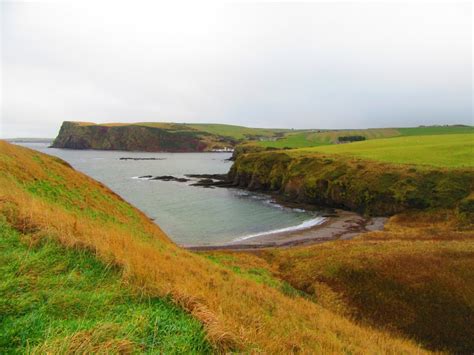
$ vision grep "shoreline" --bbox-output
[185,209,387,251]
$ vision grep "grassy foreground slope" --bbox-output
[207,209,474,353]
[0,141,427,353]
[0,222,211,353]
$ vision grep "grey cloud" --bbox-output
[1,1,472,138]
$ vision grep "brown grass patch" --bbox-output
[220,210,474,353]
[29,324,137,354]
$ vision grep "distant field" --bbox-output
[296,133,474,168]
[398,126,474,136]
[68,122,473,151]
[74,121,291,140]
[187,123,291,140]
[258,128,400,148]
[259,126,474,149]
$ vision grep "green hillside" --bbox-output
[258,128,400,148]
[186,123,291,140]
[126,122,289,139]
[116,122,291,140]
[258,125,474,149]
[224,131,474,352]
[398,125,474,136]
[296,133,473,168]
[52,121,293,152]
[53,121,473,152]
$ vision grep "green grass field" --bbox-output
[259,126,474,149]
[73,122,474,148]
[295,133,473,168]
[0,220,211,354]
[77,121,292,141]
[258,131,330,148]
[398,126,474,136]
[186,123,291,140]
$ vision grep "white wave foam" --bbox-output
[233,217,326,242]
[292,208,306,213]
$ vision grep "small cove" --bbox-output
[19,143,324,246]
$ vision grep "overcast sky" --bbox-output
[1,1,472,138]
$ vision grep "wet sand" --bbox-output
[186,209,387,251]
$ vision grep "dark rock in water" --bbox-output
[150,175,190,182]
[138,175,153,178]
[151,175,175,181]
[175,178,190,182]
[148,173,234,187]
[120,157,166,161]
[185,174,228,181]
[190,178,235,188]
[191,178,215,187]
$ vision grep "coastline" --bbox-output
[185,209,387,251]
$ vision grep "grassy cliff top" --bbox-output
[71,121,292,140]
[258,125,474,149]
[66,121,473,148]
[0,141,426,353]
[294,133,473,168]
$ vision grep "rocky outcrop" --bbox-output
[52,121,228,152]
[228,151,474,216]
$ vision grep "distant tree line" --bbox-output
[337,135,366,143]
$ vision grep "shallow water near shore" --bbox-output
[18,143,323,246]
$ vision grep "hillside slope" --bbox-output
[301,133,474,168]
[51,121,289,152]
[220,132,474,353]
[0,221,211,353]
[258,125,474,149]
[206,208,474,353]
[0,141,427,353]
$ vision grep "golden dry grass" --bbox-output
[29,324,136,354]
[211,210,474,353]
[0,141,430,353]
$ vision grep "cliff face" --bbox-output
[52,122,220,152]
[229,151,474,216]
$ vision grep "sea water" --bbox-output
[19,143,324,246]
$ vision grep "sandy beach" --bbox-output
[186,209,387,251]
